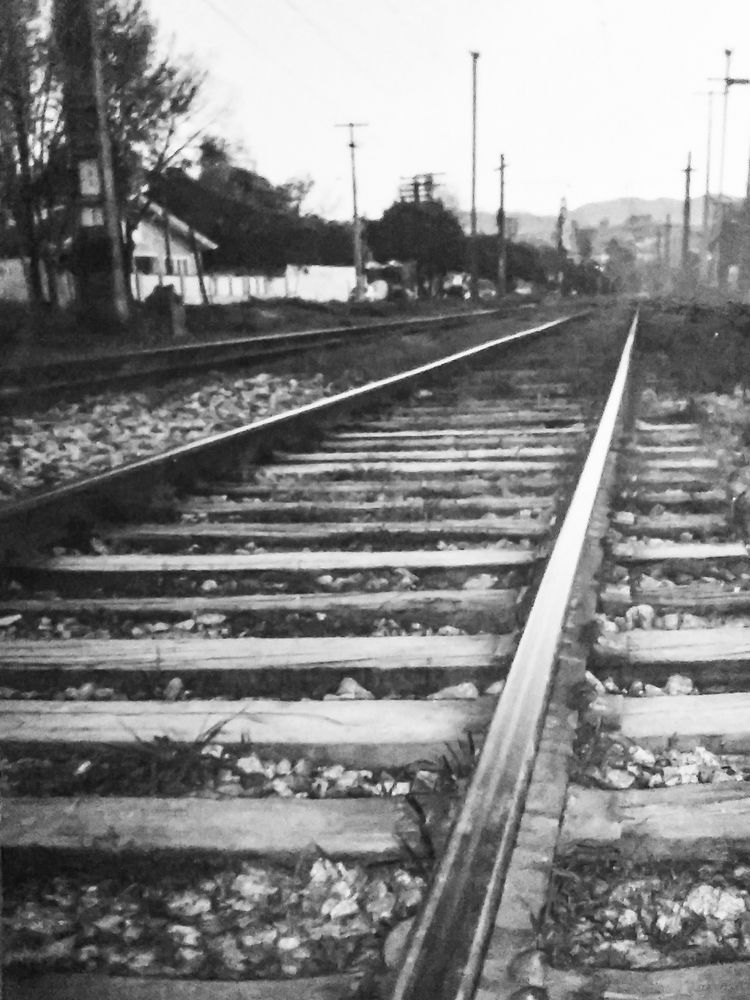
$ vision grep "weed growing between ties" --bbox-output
[543,852,750,971]
[638,300,750,394]
[0,728,484,800]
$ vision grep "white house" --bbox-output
[131,202,217,277]
[1,203,359,306]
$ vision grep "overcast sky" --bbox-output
[147,0,750,221]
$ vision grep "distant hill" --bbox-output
[460,209,556,242]
[461,195,728,245]
[572,197,700,228]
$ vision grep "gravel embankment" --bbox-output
[4,857,425,979]
[0,371,330,501]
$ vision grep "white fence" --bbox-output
[1,260,357,306]
[133,264,356,304]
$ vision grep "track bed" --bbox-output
[0,309,630,999]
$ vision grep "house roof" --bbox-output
[137,197,218,251]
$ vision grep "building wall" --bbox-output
[132,217,198,275]
[1,259,357,306]
[132,265,356,304]
[0,258,31,301]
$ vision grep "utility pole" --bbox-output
[700,91,716,283]
[711,49,750,286]
[664,214,672,293]
[495,153,507,296]
[469,51,480,302]
[336,122,368,300]
[681,152,693,291]
[54,0,129,323]
[655,225,663,295]
[556,198,567,293]
[399,174,443,203]
[88,0,128,320]
[719,49,732,203]
[741,152,750,295]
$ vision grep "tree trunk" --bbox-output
[5,31,44,307]
[190,228,209,305]
[42,244,60,309]
[12,102,44,306]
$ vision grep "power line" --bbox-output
[281,0,379,87]
[196,0,347,109]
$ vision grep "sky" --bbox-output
[146,0,750,222]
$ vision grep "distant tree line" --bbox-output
[154,147,612,296]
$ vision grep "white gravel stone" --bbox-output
[427,681,480,700]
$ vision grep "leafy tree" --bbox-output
[279,175,314,216]
[604,238,638,292]
[367,199,465,293]
[150,159,354,272]
[0,0,203,304]
[96,0,202,200]
[507,241,548,287]
[0,0,52,302]
[573,224,594,262]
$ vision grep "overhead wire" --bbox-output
[195,0,353,110]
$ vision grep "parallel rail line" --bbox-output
[0,306,511,409]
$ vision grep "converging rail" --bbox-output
[0,307,635,1000]
[391,312,639,1000]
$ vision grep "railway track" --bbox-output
[0,307,633,1000]
[474,330,750,1000]
[0,306,511,411]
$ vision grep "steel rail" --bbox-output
[0,306,508,404]
[389,309,639,1000]
[0,313,586,542]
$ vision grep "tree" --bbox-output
[0,0,204,305]
[506,241,548,287]
[150,157,354,272]
[97,0,203,198]
[367,199,465,293]
[604,238,639,293]
[0,0,51,303]
[279,175,314,216]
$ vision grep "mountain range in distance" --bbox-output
[460,195,735,243]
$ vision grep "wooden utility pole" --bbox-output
[664,214,673,292]
[741,153,750,295]
[718,49,732,203]
[711,49,750,286]
[336,122,367,300]
[54,0,129,322]
[556,198,567,292]
[495,154,507,296]
[469,51,479,302]
[88,0,128,320]
[655,225,663,294]
[701,92,716,282]
[681,152,693,290]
